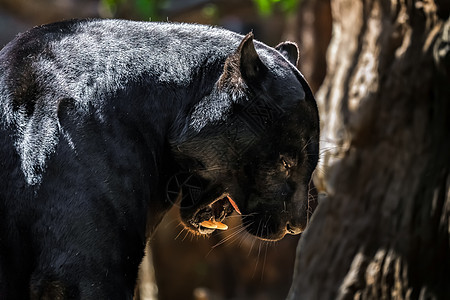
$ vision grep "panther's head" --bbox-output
[169,33,319,241]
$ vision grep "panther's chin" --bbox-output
[182,195,241,235]
[242,215,293,242]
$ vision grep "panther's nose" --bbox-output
[285,221,303,235]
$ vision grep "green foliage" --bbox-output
[135,0,165,20]
[99,0,300,20]
[135,0,154,19]
[252,0,300,16]
[100,0,123,16]
[202,3,219,20]
[100,0,165,20]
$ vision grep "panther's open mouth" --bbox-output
[189,195,241,235]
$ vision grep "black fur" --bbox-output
[0,19,319,299]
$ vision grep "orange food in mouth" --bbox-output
[200,220,228,230]
[227,195,241,215]
[200,220,217,229]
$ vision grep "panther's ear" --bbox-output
[238,32,266,80]
[275,41,299,66]
[220,32,266,87]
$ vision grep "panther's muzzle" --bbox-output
[188,195,241,234]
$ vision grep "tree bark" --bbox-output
[288,0,450,299]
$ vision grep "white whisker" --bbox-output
[174,227,186,240]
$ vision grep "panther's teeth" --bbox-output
[200,220,217,229]
[214,222,228,230]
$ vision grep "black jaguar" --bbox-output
[0,19,319,299]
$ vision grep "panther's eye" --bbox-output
[282,159,291,169]
[280,156,293,170]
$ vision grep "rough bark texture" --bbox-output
[288,0,450,299]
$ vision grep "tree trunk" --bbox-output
[288,0,450,299]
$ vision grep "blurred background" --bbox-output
[0,1,332,299]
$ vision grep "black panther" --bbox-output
[0,19,319,299]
